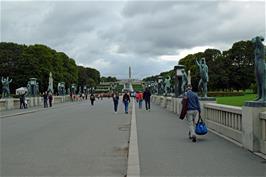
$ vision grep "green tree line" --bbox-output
[143,40,265,92]
[100,76,118,82]
[0,42,100,94]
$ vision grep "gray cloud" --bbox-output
[1,1,265,79]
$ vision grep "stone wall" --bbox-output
[0,96,71,111]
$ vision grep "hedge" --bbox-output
[207,91,244,97]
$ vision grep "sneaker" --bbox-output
[192,135,197,142]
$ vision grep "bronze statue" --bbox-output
[164,76,171,95]
[181,69,188,94]
[196,58,208,97]
[1,76,12,98]
[252,36,266,102]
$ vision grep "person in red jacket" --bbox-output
[135,91,143,109]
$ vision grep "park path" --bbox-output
[135,101,266,176]
[1,98,130,176]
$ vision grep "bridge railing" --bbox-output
[204,103,242,144]
[259,112,266,154]
[151,95,266,155]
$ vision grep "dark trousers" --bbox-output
[145,99,150,110]
[49,100,52,107]
[20,100,25,109]
[114,101,118,112]
[91,99,95,105]
[44,100,48,108]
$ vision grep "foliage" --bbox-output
[178,40,256,92]
[78,66,100,88]
[100,76,117,82]
[143,40,259,92]
[132,84,144,92]
[0,42,100,94]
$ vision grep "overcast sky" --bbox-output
[1,0,265,79]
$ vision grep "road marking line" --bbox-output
[127,100,140,177]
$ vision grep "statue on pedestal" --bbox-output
[27,78,39,96]
[1,76,12,98]
[71,84,77,94]
[58,82,66,96]
[181,69,188,94]
[164,76,171,95]
[48,72,53,93]
[196,58,209,97]
[252,36,266,102]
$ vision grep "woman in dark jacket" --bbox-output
[122,91,130,114]
[112,92,119,113]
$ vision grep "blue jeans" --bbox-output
[139,100,143,109]
[123,101,129,113]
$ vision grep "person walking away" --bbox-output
[90,93,95,105]
[185,84,201,142]
[48,92,53,107]
[113,92,119,113]
[143,87,151,111]
[135,91,143,109]
[122,91,130,114]
[138,91,143,109]
[19,92,26,109]
[43,91,48,108]
[135,91,140,103]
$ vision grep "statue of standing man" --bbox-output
[181,69,188,94]
[164,76,171,95]
[252,36,266,102]
[1,76,12,98]
[196,58,208,97]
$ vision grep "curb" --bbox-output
[127,101,140,177]
[0,109,43,118]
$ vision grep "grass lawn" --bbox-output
[216,94,257,107]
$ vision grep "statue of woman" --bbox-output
[252,36,266,102]
[181,69,188,94]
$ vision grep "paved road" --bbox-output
[135,102,266,176]
[1,98,130,176]
[2,98,266,177]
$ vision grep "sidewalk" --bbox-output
[0,101,83,118]
[135,102,266,176]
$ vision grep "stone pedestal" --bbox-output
[6,99,13,110]
[242,101,266,152]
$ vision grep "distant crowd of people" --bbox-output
[17,84,202,143]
